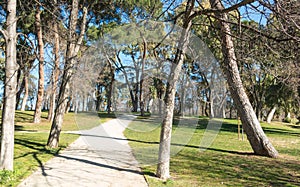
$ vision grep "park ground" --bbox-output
[0,111,300,186]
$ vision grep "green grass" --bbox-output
[124,115,300,187]
[75,111,116,130]
[0,110,115,186]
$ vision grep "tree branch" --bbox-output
[189,0,256,21]
[0,29,7,41]
[74,6,88,54]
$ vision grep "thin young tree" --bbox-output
[48,0,60,122]
[156,0,194,180]
[33,7,45,123]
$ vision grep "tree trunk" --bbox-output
[204,101,209,117]
[209,0,278,158]
[48,14,60,122]
[107,63,114,114]
[47,0,87,148]
[0,0,17,171]
[286,111,291,119]
[133,83,139,112]
[65,96,72,113]
[20,74,29,111]
[267,106,276,124]
[33,9,45,123]
[15,75,25,110]
[209,90,214,118]
[156,0,194,179]
[180,75,186,117]
[139,37,147,116]
[83,93,87,111]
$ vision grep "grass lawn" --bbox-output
[124,116,300,186]
[0,110,115,186]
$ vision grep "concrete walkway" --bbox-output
[18,116,148,187]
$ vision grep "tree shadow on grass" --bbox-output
[177,151,300,186]
[76,133,254,156]
[14,111,48,122]
[14,138,59,177]
[172,116,300,137]
[15,138,59,153]
[262,127,300,136]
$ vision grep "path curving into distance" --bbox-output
[18,116,148,187]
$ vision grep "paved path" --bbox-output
[18,116,148,187]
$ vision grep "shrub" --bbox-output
[283,117,292,123]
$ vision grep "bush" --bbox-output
[283,117,292,123]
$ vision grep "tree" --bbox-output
[156,0,194,180]
[0,0,17,170]
[47,0,87,148]
[208,0,278,157]
[33,7,45,123]
[47,0,61,122]
[15,37,35,111]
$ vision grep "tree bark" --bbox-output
[65,96,72,113]
[267,106,276,124]
[48,12,60,122]
[139,37,147,116]
[209,0,278,157]
[47,0,87,148]
[20,74,29,111]
[107,62,114,114]
[15,75,25,110]
[209,90,214,118]
[0,0,17,171]
[156,0,194,179]
[33,9,45,123]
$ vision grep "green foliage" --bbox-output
[18,11,35,34]
[283,117,292,123]
[117,0,163,18]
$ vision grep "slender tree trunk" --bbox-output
[65,96,72,113]
[83,94,87,111]
[133,83,139,112]
[204,101,209,117]
[256,101,263,121]
[48,15,60,122]
[157,80,163,115]
[139,38,147,116]
[0,0,17,171]
[209,0,278,157]
[180,75,186,117]
[33,9,45,123]
[107,63,114,114]
[20,74,29,111]
[47,0,87,148]
[286,111,291,119]
[267,106,276,124]
[156,0,194,179]
[209,91,214,118]
[15,75,25,110]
